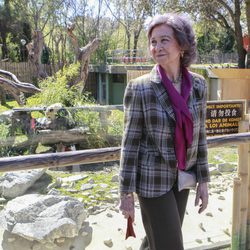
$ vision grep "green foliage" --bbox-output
[208,146,238,164]
[73,110,105,148]
[217,31,235,53]
[49,167,118,209]
[0,123,11,157]
[27,63,85,107]
[107,110,124,137]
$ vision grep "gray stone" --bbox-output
[0,194,86,243]
[80,184,94,191]
[47,188,61,196]
[0,169,46,199]
[100,183,108,189]
[218,163,236,173]
[205,212,213,217]
[61,174,88,183]
[218,195,226,200]
[104,239,113,247]
[209,167,221,176]
[111,175,119,182]
[65,189,79,193]
[2,228,91,250]
[88,178,95,184]
[110,189,118,194]
[0,197,7,204]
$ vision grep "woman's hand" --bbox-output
[119,193,135,222]
[195,182,209,214]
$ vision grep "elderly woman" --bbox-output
[119,12,210,250]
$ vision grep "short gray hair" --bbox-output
[147,13,197,67]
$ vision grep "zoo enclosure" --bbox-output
[1,104,250,249]
[0,129,250,248]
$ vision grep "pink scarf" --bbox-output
[157,65,193,170]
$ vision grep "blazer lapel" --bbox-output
[149,66,176,121]
[187,73,194,117]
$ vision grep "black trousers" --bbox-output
[138,184,189,250]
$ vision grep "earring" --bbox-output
[180,51,184,58]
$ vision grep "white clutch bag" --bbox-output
[178,169,197,192]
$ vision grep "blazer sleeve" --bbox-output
[119,81,143,193]
[196,80,210,183]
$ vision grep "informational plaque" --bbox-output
[206,100,245,136]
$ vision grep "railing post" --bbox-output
[246,114,250,249]
[232,177,242,250]
[237,120,249,249]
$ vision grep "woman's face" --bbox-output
[149,24,182,69]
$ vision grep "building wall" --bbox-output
[211,69,250,101]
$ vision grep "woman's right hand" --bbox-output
[119,193,135,222]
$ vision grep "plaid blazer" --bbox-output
[119,65,210,198]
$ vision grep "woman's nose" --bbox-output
[154,43,162,50]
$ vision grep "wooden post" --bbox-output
[247,114,250,249]
[232,177,242,250]
[238,120,249,249]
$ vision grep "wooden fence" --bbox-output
[0,61,51,83]
[0,132,250,249]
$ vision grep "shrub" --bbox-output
[0,123,11,156]
[27,63,91,107]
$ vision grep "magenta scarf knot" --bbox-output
[157,65,193,170]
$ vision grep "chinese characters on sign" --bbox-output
[206,101,245,136]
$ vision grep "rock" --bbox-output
[111,175,119,182]
[218,195,226,200]
[47,182,57,190]
[199,223,206,232]
[0,169,46,199]
[61,174,88,183]
[209,167,221,176]
[126,247,133,250]
[69,182,75,188]
[88,178,95,184]
[0,197,7,204]
[111,194,119,200]
[110,207,119,213]
[104,239,113,247]
[80,184,94,191]
[80,221,92,246]
[218,163,236,173]
[77,198,83,203]
[2,229,91,250]
[223,228,231,236]
[195,239,203,244]
[47,188,61,195]
[205,212,213,217]
[100,183,108,189]
[110,189,118,194]
[65,189,79,193]
[0,194,86,243]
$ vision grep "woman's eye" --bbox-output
[162,38,169,43]
[151,40,157,46]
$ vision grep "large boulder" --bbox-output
[0,169,46,199]
[0,194,90,250]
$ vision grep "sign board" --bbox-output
[206,100,246,136]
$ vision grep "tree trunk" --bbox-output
[234,0,246,68]
[26,30,47,78]
[0,69,41,106]
[132,28,142,63]
[67,24,101,89]
[126,30,131,63]
[0,35,8,59]
[0,87,6,105]
[245,0,250,68]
